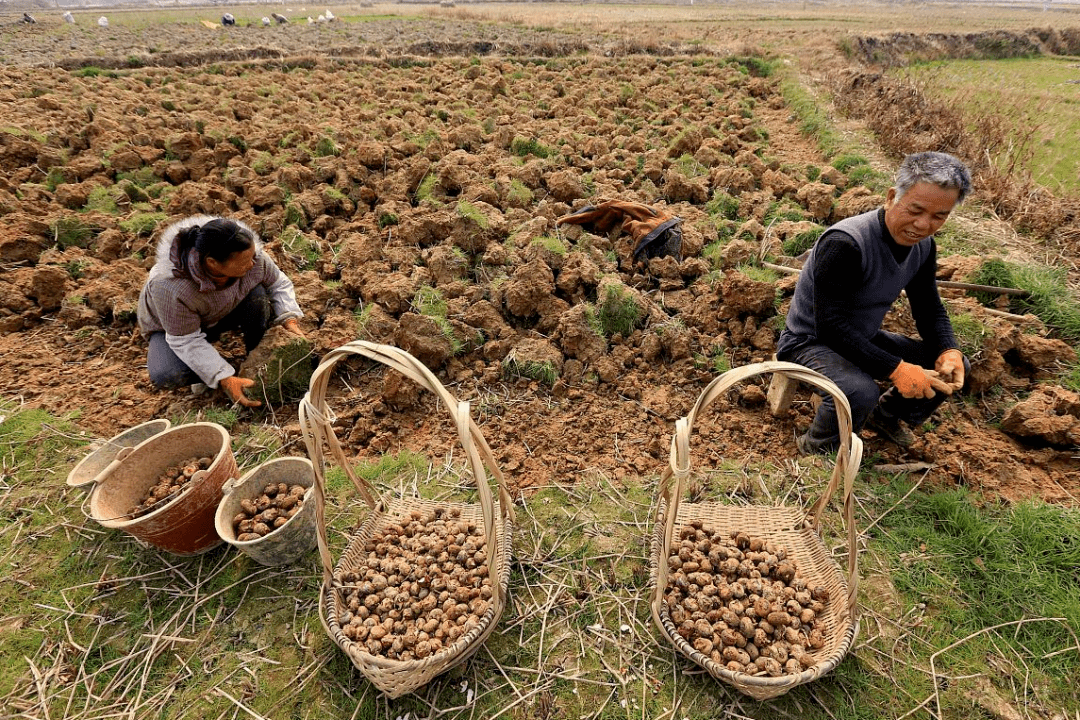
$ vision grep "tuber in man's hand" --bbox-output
[934,348,965,392]
[889,360,953,399]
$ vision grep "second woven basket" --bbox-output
[299,341,514,698]
[649,361,863,700]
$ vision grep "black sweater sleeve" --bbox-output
[811,231,906,379]
[904,239,958,356]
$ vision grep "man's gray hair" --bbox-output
[894,151,972,203]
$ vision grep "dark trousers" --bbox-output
[778,331,970,453]
[147,286,272,389]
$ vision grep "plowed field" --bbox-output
[1,5,1078,506]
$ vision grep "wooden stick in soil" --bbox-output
[762,262,1030,296]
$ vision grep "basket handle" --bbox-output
[656,361,863,618]
[299,341,515,592]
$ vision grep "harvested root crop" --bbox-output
[334,506,492,662]
[130,455,212,518]
[232,481,307,541]
[664,521,830,677]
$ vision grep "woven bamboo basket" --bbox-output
[298,341,515,699]
[649,361,863,700]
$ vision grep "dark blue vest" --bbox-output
[783,209,932,343]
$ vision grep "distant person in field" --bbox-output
[137,216,306,408]
[777,151,972,455]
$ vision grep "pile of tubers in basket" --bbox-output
[334,507,492,662]
[130,455,212,518]
[663,521,830,677]
[232,482,307,541]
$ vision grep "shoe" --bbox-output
[865,410,915,447]
[796,431,837,457]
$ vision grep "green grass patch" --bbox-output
[202,406,239,430]
[846,163,888,190]
[671,152,708,178]
[501,356,558,386]
[735,263,780,284]
[782,224,824,257]
[902,56,1080,193]
[280,227,319,268]
[780,70,844,158]
[72,65,118,78]
[948,310,994,357]
[965,258,1080,344]
[2,397,1079,718]
[116,167,160,189]
[510,136,553,159]
[868,480,1080,685]
[44,167,66,191]
[705,191,740,222]
[728,55,775,77]
[313,134,339,157]
[764,199,805,224]
[353,303,375,338]
[594,283,643,338]
[529,235,566,255]
[455,200,489,229]
[413,285,464,354]
[119,211,167,237]
[251,338,316,407]
[414,173,439,205]
[85,185,119,214]
[283,201,307,230]
[831,154,870,173]
[506,178,533,206]
[49,216,98,249]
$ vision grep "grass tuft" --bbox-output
[50,216,98,249]
[413,285,464,354]
[966,258,1080,344]
[251,338,315,407]
[595,283,643,338]
[501,356,558,386]
[510,136,553,159]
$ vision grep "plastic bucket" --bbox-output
[215,456,317,566]
[88,422,237,556]
[67,419,172,492]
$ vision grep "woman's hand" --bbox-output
[220,375,261,408]
[282,318,306,338]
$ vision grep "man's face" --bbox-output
[884,181,960,247]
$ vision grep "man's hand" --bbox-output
[219,376,262,408]
[935,349,965,392]
[889,360,953,399]
[282,318,305,339]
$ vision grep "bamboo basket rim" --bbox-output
[650,360,863,700]
[298,341,515,697]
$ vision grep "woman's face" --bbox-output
[203,247,255,287]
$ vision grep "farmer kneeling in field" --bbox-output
[777,151,972,455]
[137,215,306,408]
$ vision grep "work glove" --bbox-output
[889,361,953,399]
[282,317,306,339]
[934,348,965,392]
[556,200,683,263]
[220,375,262,408]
